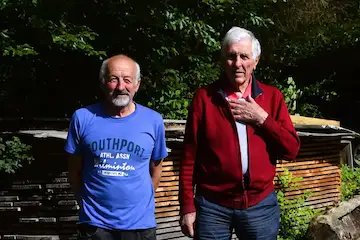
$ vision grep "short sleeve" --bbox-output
[64,111,83,155]
[151,117,168,161]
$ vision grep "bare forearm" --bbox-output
[67,154,83,200]
[69,170,82,196]
[150,160,163,190]
[151,173,161,190]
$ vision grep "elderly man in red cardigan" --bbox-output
[179,26,300,240]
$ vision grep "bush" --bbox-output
[0,136,34,174]
[277,169,318,240]
[341,164,360,201]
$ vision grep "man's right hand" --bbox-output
[180,212,196,238]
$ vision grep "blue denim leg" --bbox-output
[195,195,233,240]
[233,191,280,240]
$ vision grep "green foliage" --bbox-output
[148,88,190,120]
[277,169,318,240]
[51,23,106,58]
[3,43,38,57]
[277,76,338,117]
[341,164,360,201]
[0,0,358,119]
[277,77,302,114]
[0,1,105,58]
[0,136,34,174]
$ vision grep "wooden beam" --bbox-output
[290,115,340,126]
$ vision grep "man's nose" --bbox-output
[235,56,243,68]
[116,79,126,90]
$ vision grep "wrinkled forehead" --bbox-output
[107,57,136,76]
[224,39,253,55]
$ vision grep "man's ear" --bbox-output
[254,56,260,69]
[135,79,141,92]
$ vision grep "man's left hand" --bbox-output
[228,95,268,125]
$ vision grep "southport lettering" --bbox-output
[88,138,145,157]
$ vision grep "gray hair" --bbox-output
[221,27,261,61]
[99,56,141,84]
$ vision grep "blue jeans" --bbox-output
[195,191,280,240]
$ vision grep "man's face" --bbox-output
[223,39,259,88]
[102,57,140,107]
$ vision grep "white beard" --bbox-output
[112,95,130,107]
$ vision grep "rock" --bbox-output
[308,195,360,240]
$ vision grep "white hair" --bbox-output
[99,56,141,84]
[221,27,261,61]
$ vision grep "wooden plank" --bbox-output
[307,193,340,201]
[285,188,340,199]
[276,181,339,191]
[155,191,178,197]
[159,181,179,187]
[156,216,180,224]
[157,221,180,229]
[155,201,179,207]
[280,178,340,189]
[155,206,180,213]
[283,185,340,196]
[277,166,340,175]
[276,162,338,171]
[162,162,180,167]
[157,226,182,234]
[277,153,340,163]
[156,196,179,202]
[161,171,179,177]
[162,166,180,172]
[275,173,340,182]
[156,210,180,218]
[160,176,179,182]
[157,231,186,240]
[275,174,340,183]
[290,169,341,178]
[290,115,340,126]
[303,196,340,206]
[156,186,179,192]
[276,158,339,167]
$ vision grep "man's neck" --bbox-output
[236,81,250,93]
[104,101,136,118]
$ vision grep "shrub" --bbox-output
[341,164,360,201]
[277,169,318,240]
[0,136,34,174]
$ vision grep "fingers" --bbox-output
[227,99,244,104]
[181,223,195,238]
[228,99,248,109]
[180,213,196,238]
[189,224,194,237]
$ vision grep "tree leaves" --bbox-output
[0,0,358,119]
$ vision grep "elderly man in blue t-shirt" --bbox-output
[64,54,168,240]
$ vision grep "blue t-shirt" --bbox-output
[64,102,168,230]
